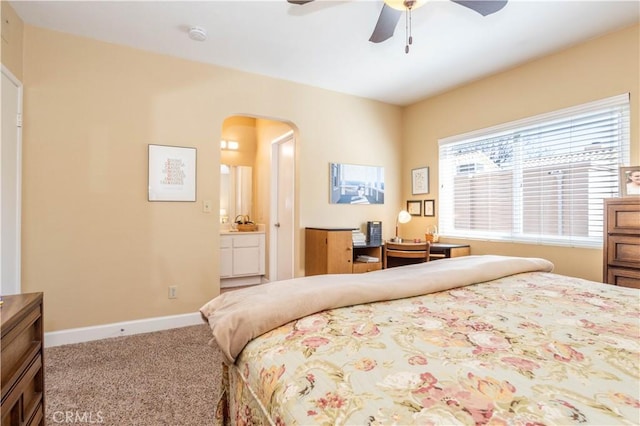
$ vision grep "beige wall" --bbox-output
[1,1,24,79]
[12,16,639,331]
[20,25,403,332]
[401,24,640,281]
[220,116,258,168]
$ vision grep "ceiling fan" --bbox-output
[287,0,508,53]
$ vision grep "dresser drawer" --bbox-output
[606,235,640,268]
[232,234,263,248]
[606,203,640,234]
[1,353,44,426]
[26,402,43,426]
[607,267,640,289]
[1,293,45,426]
[1,307,42,400]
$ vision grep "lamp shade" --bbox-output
[398,210,412,224]
[393,209,412,242]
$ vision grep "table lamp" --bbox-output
[392,210,412,242]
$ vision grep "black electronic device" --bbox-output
[367,221,382,246]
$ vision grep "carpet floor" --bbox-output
[44,324,223,425]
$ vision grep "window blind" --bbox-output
[438,94,630,248]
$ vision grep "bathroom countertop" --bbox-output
[220,224,266,234]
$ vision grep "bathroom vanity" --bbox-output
[220,228,265,288]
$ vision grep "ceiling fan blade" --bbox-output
[287,0,315,4]
[369,4,403,43]
[450,0,508,16]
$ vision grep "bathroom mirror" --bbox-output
[220,165,252,224]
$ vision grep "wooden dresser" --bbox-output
[603,198,640,288]
[1,293,45,426]
[305,228,382,276]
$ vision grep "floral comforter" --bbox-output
[219,271,639,425]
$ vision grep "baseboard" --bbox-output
[44,312,204,348]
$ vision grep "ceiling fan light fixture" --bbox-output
[383,0,426,11]
[382,0,425,54]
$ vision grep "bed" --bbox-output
[200,255,639,425]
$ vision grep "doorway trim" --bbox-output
[269,130,295,281]
[1,64,23,295]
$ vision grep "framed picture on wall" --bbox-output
[329,162,385,204]
[148,144,197,201]
[407,200,422,216]
[619,166,640,196]
[412,167,429,195]
[423,199,435,217]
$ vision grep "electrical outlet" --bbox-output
[168,286,178,299]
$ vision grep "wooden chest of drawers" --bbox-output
[603,198,640,288]
[1,293,45,426]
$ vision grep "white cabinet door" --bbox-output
[220,233,265,279]
[220,236,233,277]
[233,246,262,275]
[231,234,264,276]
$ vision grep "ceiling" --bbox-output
[9,0,640,106]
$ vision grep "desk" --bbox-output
[429,243,471,260]
[305,228,383,275]
[383,241,470,268]
[353,243,383,273]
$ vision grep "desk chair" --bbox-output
[383,241,431,269]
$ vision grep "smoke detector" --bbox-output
[188,26,207,42]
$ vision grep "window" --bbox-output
[439,94,630,248]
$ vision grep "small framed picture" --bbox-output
[619,166,640,196]
[148,144,197,201]
[423,199,435,217]
[407,200,422,216]
[411,167,429,195]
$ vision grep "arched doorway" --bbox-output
[219,115,296,283]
